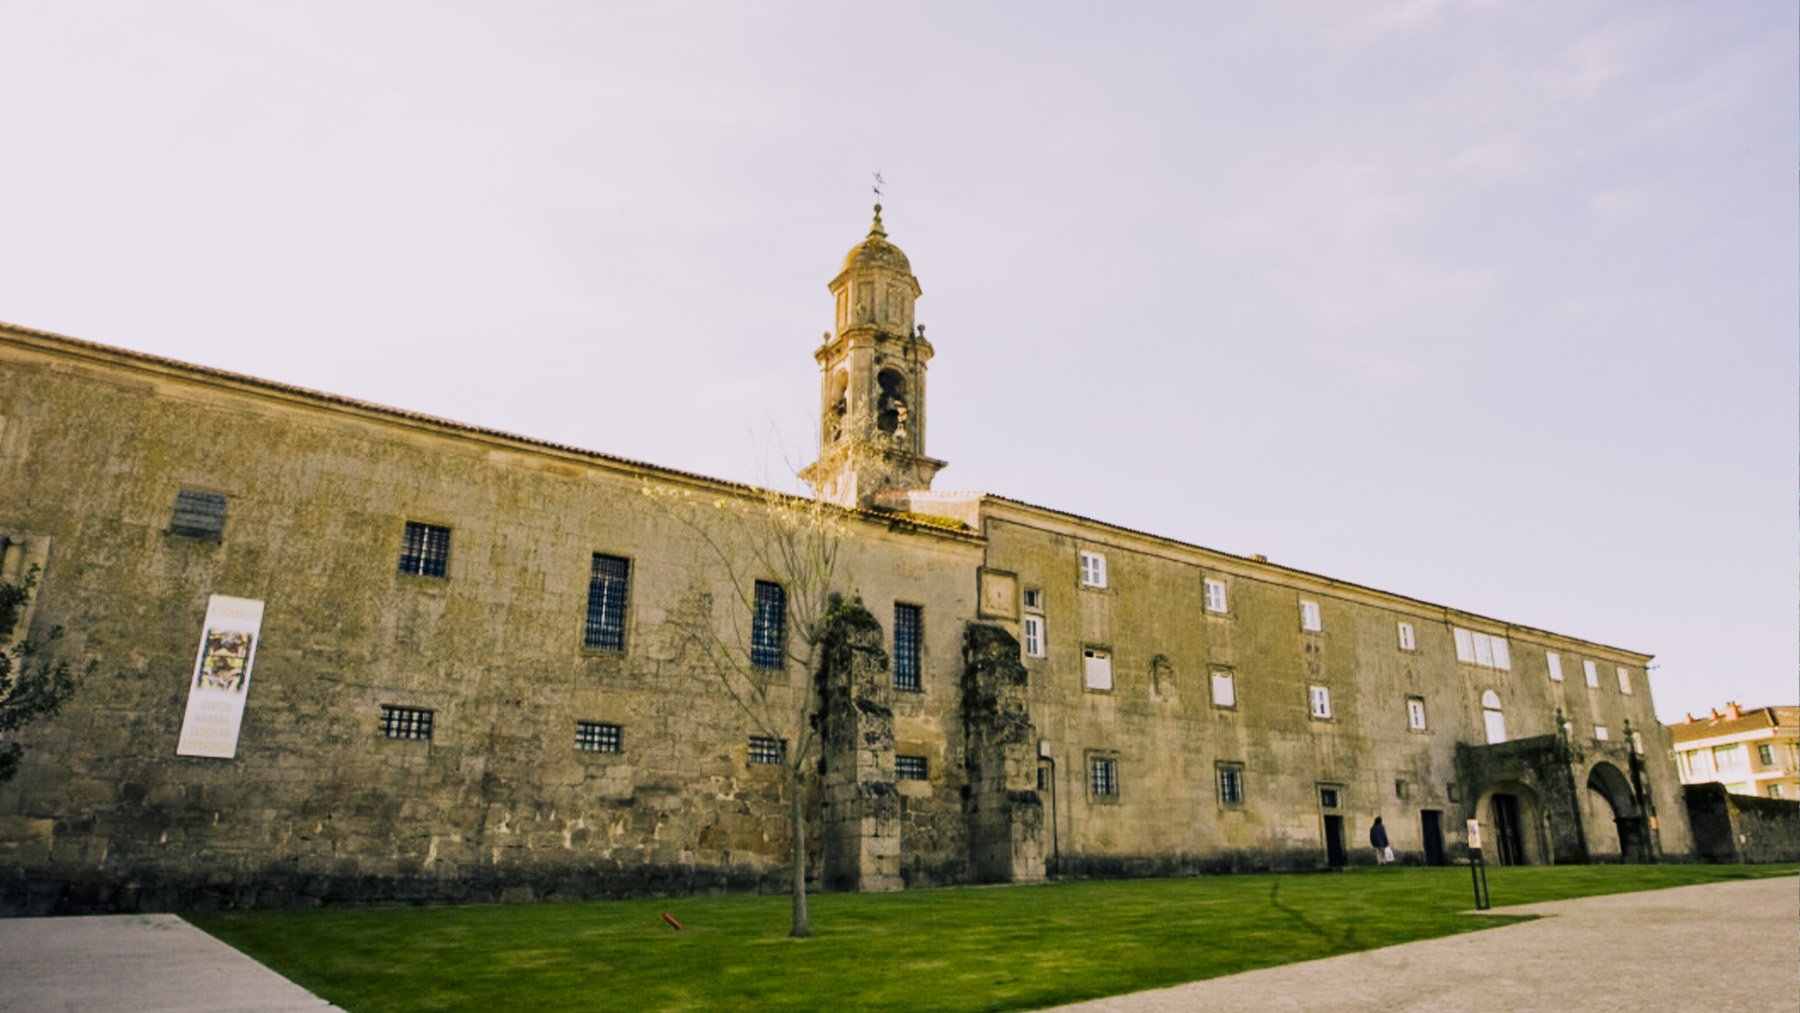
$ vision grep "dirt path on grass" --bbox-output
[1046,876,1799,1013]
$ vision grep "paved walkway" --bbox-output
[1050,876,1800,1012]
[0,913,339,1012]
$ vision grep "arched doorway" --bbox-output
[1475,780,1547,865]
[1585,762,1646,862]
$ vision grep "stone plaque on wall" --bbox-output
[175,595,265,759]
[978,567,1019,620]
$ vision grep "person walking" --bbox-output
[1370,816,1394,865]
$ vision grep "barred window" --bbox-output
[748,735,786,765]
[1217,762,1244,805]
[751,581,786,669]
[896,754,927,780]
[575,721,621,753]
[379,705,433,741]
[1088,756,1118,798]
[169,489,227,539]
[893,603,923,691]
[398,522,451,578]
[584,554,631,650]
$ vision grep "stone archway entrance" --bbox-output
[1586,762,1647,862]
[1476,780,1548,865]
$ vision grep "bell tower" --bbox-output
[802,205,947,508]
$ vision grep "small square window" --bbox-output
[1594,725,1610,742]
[1309,685,1332,720]
[896,754,928,781]
[1318,785,1340,809]
[1299,599,1322,632]
[1616,666,1632,694]
[748,735,786,765]
[1083,648,1113,692]
[1022,614,1046,658]
[1079,551,1108,589]
[1406,696,1427,731]
[169,489,227,540]
[1211,670,1236,709]
[1204,578,1228,614]
[1547,651,1565,681]
[1397,622,1415,652]
[575,721,621,753]
[1088,756,1119,797]
[398,521,451,578]
[379,705,433,741]
[1395,779,1411,801]
[893,603,923,691]
[1022,587,1043,611]
[1216,762,1245,805]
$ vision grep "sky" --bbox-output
[1,1,1792,724]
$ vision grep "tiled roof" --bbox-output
[1669,706,1800,744]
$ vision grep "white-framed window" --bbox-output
[1308,685,1332,719]
[1022,614,1045,658]
[1616,666,1632,694]
[1299,599,1322,632]
[1583,659,1600,688]
[1406,696,1427,731]
[1397,622,1416,651]
[1594,725,1610,742]
[1211,670,1236,709]
[1481,690,1506,744]
[1022,587,1043,611]
[1079,551,1108,588]
[1452,627,1511,670]
[1083,647,1113,691]
[1547,651,1564,681]
[1204,578,1228,614]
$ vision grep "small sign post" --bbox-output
[1466,819,1491,910]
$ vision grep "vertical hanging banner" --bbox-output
[175,594,265,758]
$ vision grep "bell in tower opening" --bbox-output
[801,205,947,509]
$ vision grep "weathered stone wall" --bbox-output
[1683,783,1800,864]
[0,329,984,913]
[960,623,1043,883]
[818,597,900,892]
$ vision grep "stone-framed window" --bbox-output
[1547,651,1565,681]
[1216,761,1245,806]
[1309,685,1332,720]
[1204,578,1228,614]
[1616,666,1632,694]
[1396,621,1416,651]
[398,521,451,578]
[748,735,786,765]
[1088,755,1119,798]
[575,721,621,753]
[1453,627,1511,669]
[1022,587,1043,611]
[169,489,227,540]
[1406,696,1427,731]
[1079,550,1108,589]
[379,705,433,741]
[896,754,928,780]
[1083,647,1113,692]
[1318,784,1341,809]
[584,554,631,650]
[1300,599,1322,632]
[1583,659,1600,688]
[893,603,923,691]
[751,580,786,669]
[1022,614,1046,658]
[1211,670,1236,709]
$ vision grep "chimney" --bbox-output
[1727,701,1741,719]
[1684,712,1695,724]
[1711,708,1721,719]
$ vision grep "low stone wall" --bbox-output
[1682,783,1800,864]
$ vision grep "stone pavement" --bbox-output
[1049,876,1800,1013]
[0,913,339,1012]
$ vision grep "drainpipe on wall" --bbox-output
[1038,740,1059,877]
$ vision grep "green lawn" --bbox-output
[188,864,1795,1012]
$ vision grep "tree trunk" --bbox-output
[788,762,811,938]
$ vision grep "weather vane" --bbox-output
[872,171,885,200]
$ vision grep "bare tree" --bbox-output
[642,478,852,938]
[0,568,87,783]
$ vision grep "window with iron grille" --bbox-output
[398,521,451,577]
[169,489,227,539]
[379,705,433,741]
[1217,762,1245,805]
[896,754,927,780]
[893,603,922,691]
[751,581,785,669]
[575,721,621,753]
[584,554,631,650]
[748,735,786,765]
[1088,756,1118,798]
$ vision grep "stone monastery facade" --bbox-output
[0,209,1692,913]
